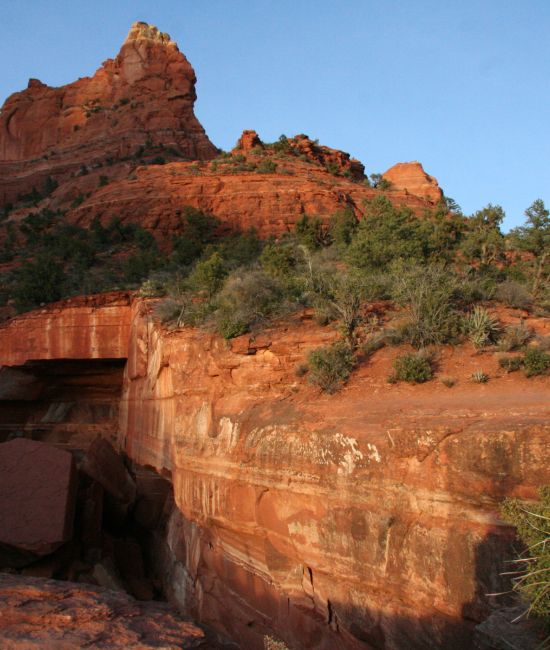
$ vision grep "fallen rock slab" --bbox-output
[0,572,217,649]
[0,439,76,565]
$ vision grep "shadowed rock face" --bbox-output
[0,439,76,563]
[0,21,217,204]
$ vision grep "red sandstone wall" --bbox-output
[0,293,131,365]
[119,301,550,650]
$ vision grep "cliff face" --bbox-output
[2,297,547,649]
[118,303,549,649]
[0,22,217,204]
[65,159,436,239]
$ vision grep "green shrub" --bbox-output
[464,306,501,348]
[498,356,523,373]
[498,321,532,352]
[390,263,463,348]
[495,280,532,310]
[308,341,355,393]
[188,252,227,298]
[523,347,550,377]
[256,159,277,174]
[501,487,550,622]
[389,351,433,384]
[214,269,286,339]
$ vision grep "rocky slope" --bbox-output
[0,22,217,205]
[0,573,216,649]
[1,295,548,649]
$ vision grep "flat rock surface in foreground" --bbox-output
[0,573,216,649]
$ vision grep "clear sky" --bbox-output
[2,1,549,230]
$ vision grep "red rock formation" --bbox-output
[63,157,436,240]
[382,161,443,203]
[0,292,131,366]
[0,22,217,205]
[0,439,76,563]
[233,129,264,152]
[1,297,549,649]
[0,573,216,649]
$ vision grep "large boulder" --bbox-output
[0,439,76,566]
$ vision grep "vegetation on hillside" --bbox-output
[0,190,548,391]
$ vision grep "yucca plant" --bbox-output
[471,369,489,383]
[465,306,501,348]
[501,488,550,627]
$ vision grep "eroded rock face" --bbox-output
[0,292,131,366]
[0,21,217,204]
[1,297,548,650]
[382,161,443,203]
[0,573,216,649]
[118,301,550,650]
[0,439,76,563]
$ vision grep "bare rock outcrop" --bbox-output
[0,573,216,649]
[0,22,217,204]
[382,161,443,203]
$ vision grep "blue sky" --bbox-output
[2,1,549,229]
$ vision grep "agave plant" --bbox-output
[465,306,501,349]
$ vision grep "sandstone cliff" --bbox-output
[0,296,548,649]
[0,22,217,205]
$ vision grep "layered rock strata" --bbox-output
[0,22,217,205]
[1,296,547,649]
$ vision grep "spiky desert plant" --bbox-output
[471,369,489,383]
[465,306,501,348]
[501,488,550,625]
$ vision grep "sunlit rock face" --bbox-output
[0,290,548,649]
[0,21,217,205]
[118,300,550,650]
[382,161,443,203]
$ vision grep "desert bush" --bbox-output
[188,252,227,298]
[498,321,532,352]
[535,335,550,352]
[307,341,355,393]
[390,263,463,348]
[501,487,550,622]
[295,363,309,377]
[389,350,433,384]
[440,375,457,388]
[154,297,186,326]
[498,356,523,373]
[256,159,277,174]
[523,347,550,377]
[214,269,286,339]
[464,306,501,348]
[495,280,533,310]
[362,332,386,358]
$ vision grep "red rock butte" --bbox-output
[0,21,217,205]
[0,22,445,242]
